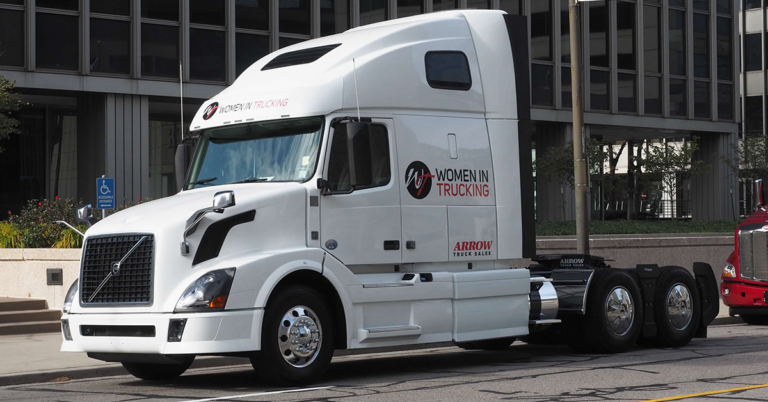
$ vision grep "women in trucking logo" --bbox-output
[404,161,490,199]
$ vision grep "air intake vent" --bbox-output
[262,44,341,71]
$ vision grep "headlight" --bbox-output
[175,268,235,313]
[723,263,736,278]
[63,279,78,314]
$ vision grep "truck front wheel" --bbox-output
[251,285,335,385]
[121,356,194,381]
[581,269,644,353]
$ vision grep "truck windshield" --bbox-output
[186,117,323,189]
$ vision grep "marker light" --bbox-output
[63,279,78,314]
[723,263,736,279]
[175,268,235,312]
[61,319,72,341]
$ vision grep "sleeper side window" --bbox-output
[327,124,391,192]
[425,51,472,91]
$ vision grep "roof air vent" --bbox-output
[261,44,341,71]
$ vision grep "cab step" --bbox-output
[358,325,422,341]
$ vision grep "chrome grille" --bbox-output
[738,229,768,282]
[80,235,154,305]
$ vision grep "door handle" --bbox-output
[384,240,400,250]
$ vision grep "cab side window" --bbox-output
[425,51,472,91]
[327,124,391,192]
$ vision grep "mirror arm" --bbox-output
[180,206,224,256]
[53,221,85,237]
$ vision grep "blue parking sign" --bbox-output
[96,178,115,210]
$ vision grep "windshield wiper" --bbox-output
[191,177,218,186]
[232,177,270,184]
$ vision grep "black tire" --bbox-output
[122,356,194,381]
[251,285,335,386]
[580,269,644,353]
[652,267,701,347]
[740,314,768,325]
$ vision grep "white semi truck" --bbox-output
[60,10,719,385]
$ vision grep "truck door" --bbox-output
[319,119,401,266]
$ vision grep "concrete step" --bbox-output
[0,298,48,313]
[0,310,62,325]
[0,321,61,336]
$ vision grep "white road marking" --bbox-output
[183,386,335,402]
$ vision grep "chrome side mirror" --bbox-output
[76,205,97,228]
[213,191,236,209]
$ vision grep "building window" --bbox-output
[37,0,77,11]
[236,33,269,77]
[0,9,24,67]
[425,52,471,91]
[532,64,553,107]
[589,2,608,68]
[322,0,349,36]
[590,70,609,111]
[744,33,761,72]
[279,37,305,49]
[141,24,179,78]
[398,0,423,18]
[466,0,490,9]
[717,17,731,80]
[190,0,225,26]
[190,29,225,82]
[360,0,387,26]
[433,0,457,11]
[744,0,761,10]
[694,81,710,119]
[280,0,310,35]
[562,67,571,109]
[716,0,731,14]
[616,2,635,71]
[141,0,178,21]
[746,96,763,136]
[669,9,686,76]
[149,120,181,199]
[500,0,521,15]
[643,5,661,74]
[669,79,687,117]
[644,76,662,115]
[531,0,551,62]
[48,110,78,200]
[693,13,708,78]
[560,0,569,64]
[236,0,269,31]
[90,0,130,16]
[718,83,733,120]
[618,74,636,114]
[693,0,708,11]
[669,0,685,7]
[90,18,131,75]
[36,13,79,71]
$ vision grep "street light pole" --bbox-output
[569,0,590,255]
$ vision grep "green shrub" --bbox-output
[537,220,740,236]
[4,198,86,248]
[0,222,23,248]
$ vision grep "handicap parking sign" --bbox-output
[96,178,115,210]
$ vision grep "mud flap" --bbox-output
[693,262,720,338]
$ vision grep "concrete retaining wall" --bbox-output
[0,249,80,310]
[0,233,734,310]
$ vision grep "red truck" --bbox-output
[722,179,768,325]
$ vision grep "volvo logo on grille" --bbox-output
[111,262,121,276]
[88,236,148,302]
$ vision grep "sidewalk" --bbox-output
[0,299,740,387]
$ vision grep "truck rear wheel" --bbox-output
[580,269,643,353]
[652,267,700,347]
[122,356,194,381]
[740,314,768,325]
[251,285,334,386]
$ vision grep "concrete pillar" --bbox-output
[691,130,739,221]
[77,93,107,207]
[536,122,576,221]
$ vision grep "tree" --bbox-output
[723,136,768,213]
[642,139,707,219]
[0,76,23,153]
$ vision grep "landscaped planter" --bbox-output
[0,248,81,310]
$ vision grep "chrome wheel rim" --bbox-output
[605,286,635,337]
[277,305,322,368]
[666,283,693,331]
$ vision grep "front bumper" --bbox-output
[61,309,263,356]
[721,281,768,308]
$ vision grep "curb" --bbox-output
[0,356,252,388]
[712,315,745,326]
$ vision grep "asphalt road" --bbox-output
[1,324,767,402]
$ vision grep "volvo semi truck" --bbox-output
[60,10,718,385]
[722,179,768,324]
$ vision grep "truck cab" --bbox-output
[60,10,717,385]
[722,179,768,325]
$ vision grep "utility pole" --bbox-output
[569,0,590,255]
